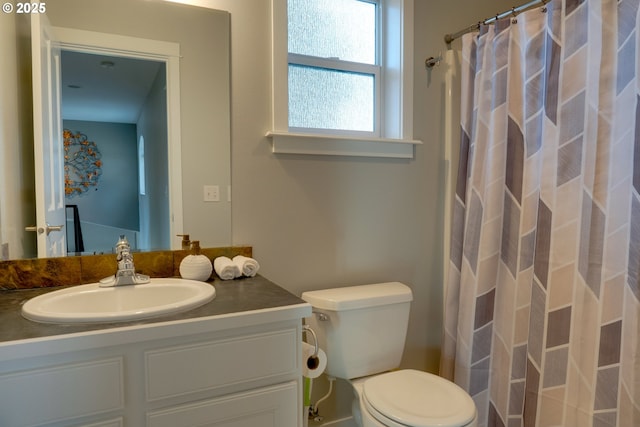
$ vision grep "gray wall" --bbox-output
[137,67,170,251]
[204,0,513,421]
[206,0,514,370]
[63,120,139,231]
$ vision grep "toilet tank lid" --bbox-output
[301,282,413,311]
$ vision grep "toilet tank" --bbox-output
[301,282,413,380]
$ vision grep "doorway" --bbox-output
[61,50,168,253]
[51,26,184,255]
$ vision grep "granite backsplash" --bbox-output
[0,246,252,291]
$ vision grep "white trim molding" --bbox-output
[269,0,419,158]
[266,131,421,159]
[53,27,184,248]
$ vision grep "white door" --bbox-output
[29,12,66,257]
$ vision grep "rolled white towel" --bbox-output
[213,256,240,280]
[232,255,260,277]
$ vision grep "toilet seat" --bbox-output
[362,370,476,427]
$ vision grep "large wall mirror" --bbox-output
[0,0,231,260]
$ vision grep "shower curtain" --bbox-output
[441,0,640,426]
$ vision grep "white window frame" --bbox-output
[268,0,421,158]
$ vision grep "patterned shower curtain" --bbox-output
[441,0,640,426]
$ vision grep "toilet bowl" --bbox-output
[301,283,477,427]
[350,370,477,427]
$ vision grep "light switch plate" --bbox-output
[203,185,220,202]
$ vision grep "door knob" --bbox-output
[25,224,64,235]
[25,226,44,234]
[45,224,64,235]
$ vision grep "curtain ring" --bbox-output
[511,7,518,24]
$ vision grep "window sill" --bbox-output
[265,131,422,159]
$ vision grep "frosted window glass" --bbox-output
[288,65,374,132]
[288,0,376,64]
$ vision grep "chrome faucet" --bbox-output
[99,235,150,287]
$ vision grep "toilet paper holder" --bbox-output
[302,324,319,358]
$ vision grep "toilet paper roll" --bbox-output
[302,342,327,379]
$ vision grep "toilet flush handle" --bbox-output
[312,310,329,321]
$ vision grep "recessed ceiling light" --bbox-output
[100,60,115,69]
[67,84,82,89]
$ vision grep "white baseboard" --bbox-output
[311,416,356,427]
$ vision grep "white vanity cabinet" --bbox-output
[0,304,309,427]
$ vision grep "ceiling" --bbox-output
[61,50,163,124]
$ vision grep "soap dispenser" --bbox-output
[179,241,213,281]
[177,234,191,250]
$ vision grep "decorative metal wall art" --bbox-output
[63,129,103,197]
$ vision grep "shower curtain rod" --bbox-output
[443,0,548,45]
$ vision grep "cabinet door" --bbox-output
[0,358,124,427]
[147,381,299,427]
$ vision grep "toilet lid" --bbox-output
[363,370,476,427]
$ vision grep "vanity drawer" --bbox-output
[78,418,124,427]
[145,328,298,401]
[0,357,124,427]
[147,381,298,427]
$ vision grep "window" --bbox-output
[269,0,420,158]
[138,135,146,196]
[288,0,379,135]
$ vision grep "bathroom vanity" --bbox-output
[0,276,311,427]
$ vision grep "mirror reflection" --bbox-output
[0,0,231,260]
[62,51,169,254]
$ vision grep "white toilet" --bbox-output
[301,282,477,427]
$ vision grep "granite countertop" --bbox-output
[0,275,309,344]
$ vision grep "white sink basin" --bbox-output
[21,278,216,324]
